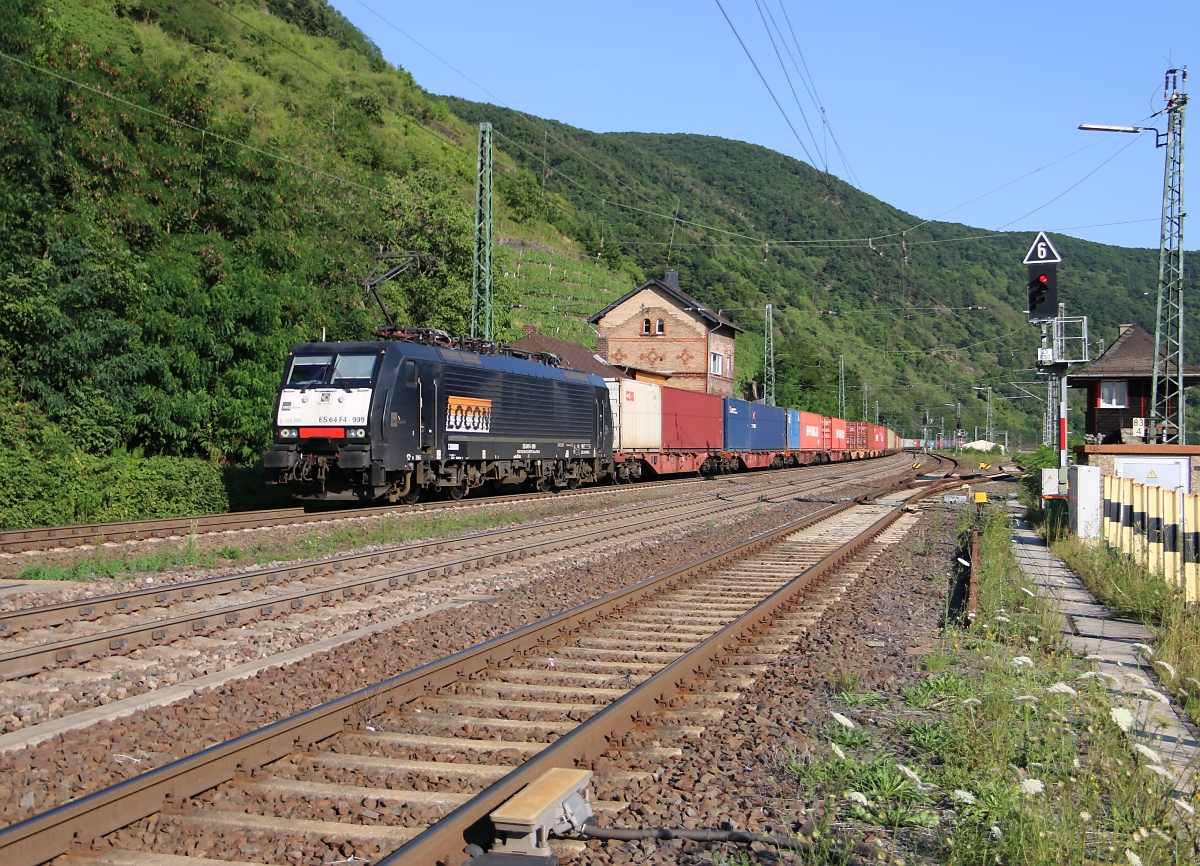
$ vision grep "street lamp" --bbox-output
[1077,123,1148,134]
[1079,67,1187,443]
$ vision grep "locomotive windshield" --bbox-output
[286,353,378,388]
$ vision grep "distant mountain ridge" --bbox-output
[0,0,1194,476]
[443,97,1196,439]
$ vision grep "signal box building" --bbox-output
[588,270,743,397]
[1068,323,1200,444]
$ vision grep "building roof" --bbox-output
[508,330,619,378]
[1067,323,1200,383]
[587,278,745,333]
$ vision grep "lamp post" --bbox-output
[1080,68,1187,443]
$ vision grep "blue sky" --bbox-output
[329,0,1193,252]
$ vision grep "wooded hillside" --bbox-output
[0,0,1192,527]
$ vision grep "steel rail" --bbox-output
[381,503,910,865]
[0,458,906,636]
[0,499,865,866]
[0,474,724,554]
[0,462,909,679]
[1,456,904,554]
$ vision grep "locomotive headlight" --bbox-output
[279,428,298,438]
[346,428,367,439]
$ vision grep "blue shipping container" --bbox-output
[786,409,801,450]
[723,399,787,452]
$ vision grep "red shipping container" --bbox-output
[799,411,825,450]
[868,424,885,449]
[831,418,847,449]
[847,421,867,449]
[661,386,723,450]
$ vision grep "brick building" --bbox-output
[1068,322,1200,443]
[587,270,743,397]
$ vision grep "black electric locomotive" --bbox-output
[263,336,615,501]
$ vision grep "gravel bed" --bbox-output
[0,473,900,829]
[0,482,697,597]
[572,498,968,865]
[0,486,796,733]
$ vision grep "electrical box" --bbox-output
[1041,467,1060,497]
[1113,456,1190,493]
[1068,465,1102,539]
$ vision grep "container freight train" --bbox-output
[263,334,898,501]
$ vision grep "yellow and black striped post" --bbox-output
[1102,475,1115,546]
[1119,477,1134,555]
[1162,489,1180,585]
[1186,493,1200,604]
[1148,484,1164,576]
[1132,481,1147,564]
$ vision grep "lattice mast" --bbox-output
[1151,69,1187,443]
[838,355,846,420]
[472,123,494,341]
[1043,375,1058,447]
[764,303,776,406]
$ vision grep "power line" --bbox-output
[775,0,860,187]
[202,0,341,82]
[996,133,1144,229]
[0,49,391,200]
[713,0,818,167]
[347,0,662,210]
[752,0,824,170]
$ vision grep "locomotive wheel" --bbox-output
[566,477,581,490]
[447,483,467,501]
[534,476,553,493]
[400,486,421,505]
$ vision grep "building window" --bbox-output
[643,318,651,335]
[710,352,723,376]
[656,318,664,335]
[1100,380,1128,409]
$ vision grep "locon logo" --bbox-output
[446,396,492,433]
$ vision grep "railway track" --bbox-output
[0,468,961,866]
[1,459,863,556]
[0,457,927,682]
[0,450,961,556]
[0,473,735,556]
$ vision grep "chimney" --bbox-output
[595,335,609,360]
[1118,323,1133,336]
[523,323,538,337]
[662,269,680,290]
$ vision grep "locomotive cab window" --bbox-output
[330,354,377,385]
[287,354,332,386]
[287,353,378,387]
[403,359,418,386]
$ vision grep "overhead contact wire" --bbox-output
[713,0,817,167]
